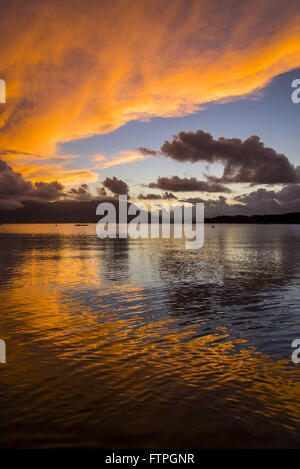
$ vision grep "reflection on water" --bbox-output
[0,224,299,448]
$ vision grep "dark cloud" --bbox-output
[0,160,131,211]
[102,176,129,196]
[138,147,158,156]
[34,181,65,200]
[96,187,107,197]
[137,191,177,200]
[65,184,111,201]
[148,175,231,193]
[0,149,32,157]
[0,159,64,209]
[0,160,32,196]
[182,184,300,217]
[144,130,299,185]
[66,183,92,200]
[234,185,300,213]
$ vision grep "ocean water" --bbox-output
[0,223,299,448]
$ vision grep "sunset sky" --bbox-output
[1,0,300,215]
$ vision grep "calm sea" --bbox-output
[0,224,299,448]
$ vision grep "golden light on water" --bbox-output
[0,224,299,448]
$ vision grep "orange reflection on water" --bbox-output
[0,224,299,448]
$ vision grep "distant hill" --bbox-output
[0,199,300,224]
[0,199,146,224]
[205,213,300,224]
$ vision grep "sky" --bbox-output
[1,0,300,215]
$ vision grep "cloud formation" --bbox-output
[9,160,99,186]
[148,175,231,192]
[0,159,64,208]
[143,131,300,185]
[93,151,149,169]
[183,185,300,217]
[137,192,177,200]
[66,183,93,201]
[234,185,300,213]
[1,0,300,180]
[102,177,129,196]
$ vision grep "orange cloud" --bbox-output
[1,0,300,181]
[93,151,149,169]
[13,163,99,186]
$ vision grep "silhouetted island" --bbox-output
[0,199,300,224]
[205,213,300,224]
